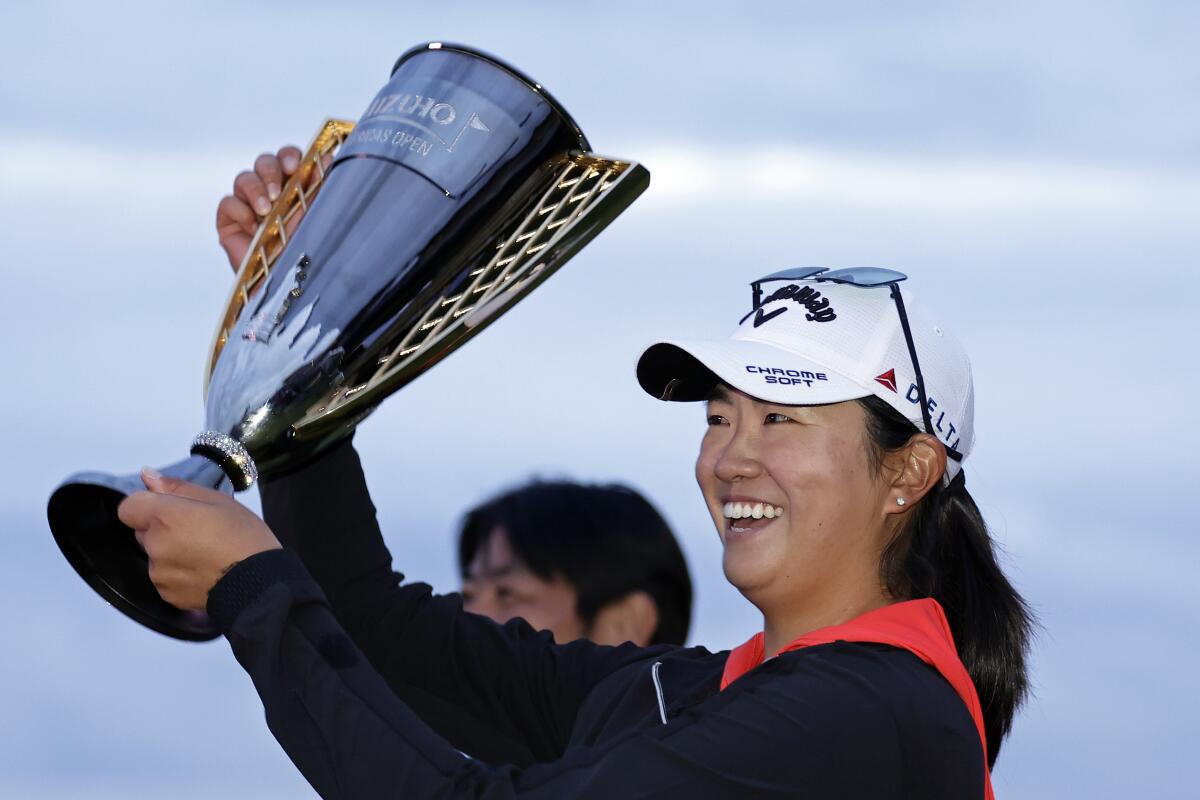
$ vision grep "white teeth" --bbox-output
[722,502,786,520]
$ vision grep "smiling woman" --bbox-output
[636,268,1033,779]
[117,268,1031,799]
[697,392,899,649]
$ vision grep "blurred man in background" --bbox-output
[459,480,691,646]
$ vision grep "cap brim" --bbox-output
[637,339,873,405]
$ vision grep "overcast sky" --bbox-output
[2,1,1196,797]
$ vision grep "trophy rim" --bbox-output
[393,41,592,152]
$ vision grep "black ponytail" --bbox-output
[859,395,1034,768]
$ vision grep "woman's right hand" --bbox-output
[215,145,303,273]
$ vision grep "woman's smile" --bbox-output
[721,496,786,539]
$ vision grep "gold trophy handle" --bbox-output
[204,119,356,394]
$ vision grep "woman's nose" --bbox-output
[713,429,763,483]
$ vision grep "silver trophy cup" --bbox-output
[47,42,649,641]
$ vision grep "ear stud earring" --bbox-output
[896,497,907,507]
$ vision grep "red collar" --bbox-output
[721,599,994,799]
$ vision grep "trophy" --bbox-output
[46,42,649,642]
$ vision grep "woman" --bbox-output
[120,210,1032,795]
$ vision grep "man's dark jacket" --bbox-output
[207,439,984,798]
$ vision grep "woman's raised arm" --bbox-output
[257,438,661,765]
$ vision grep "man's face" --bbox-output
[461,526,587,643]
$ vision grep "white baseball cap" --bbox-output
[636,267,974,481]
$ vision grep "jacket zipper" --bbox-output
[651,661,668,725]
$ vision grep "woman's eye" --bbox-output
[706,414,728,426]
[764,412,793,424]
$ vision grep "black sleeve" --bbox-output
[256,439,656,764]
[210,551,949,800]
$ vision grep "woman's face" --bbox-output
[696,385,894,617]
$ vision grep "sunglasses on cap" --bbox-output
[748,267,962,464]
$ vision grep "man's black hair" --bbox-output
[458,481,692,646]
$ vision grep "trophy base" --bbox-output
[47,455,233,642]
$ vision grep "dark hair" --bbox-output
[858,395,1034,768]
[458,481,693,646]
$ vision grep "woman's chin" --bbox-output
[722,547,781,599]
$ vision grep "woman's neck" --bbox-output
[760,588,891,657]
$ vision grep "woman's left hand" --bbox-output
[117,469,282,611]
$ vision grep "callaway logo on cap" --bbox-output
[635,268,975,481]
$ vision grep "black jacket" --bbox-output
[208,439,984,798]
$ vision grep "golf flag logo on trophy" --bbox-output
[47,42,650,641]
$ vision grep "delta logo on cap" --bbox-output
[874,369,897,393]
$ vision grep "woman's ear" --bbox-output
[587,591,660,647]
[883,433,947,515]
